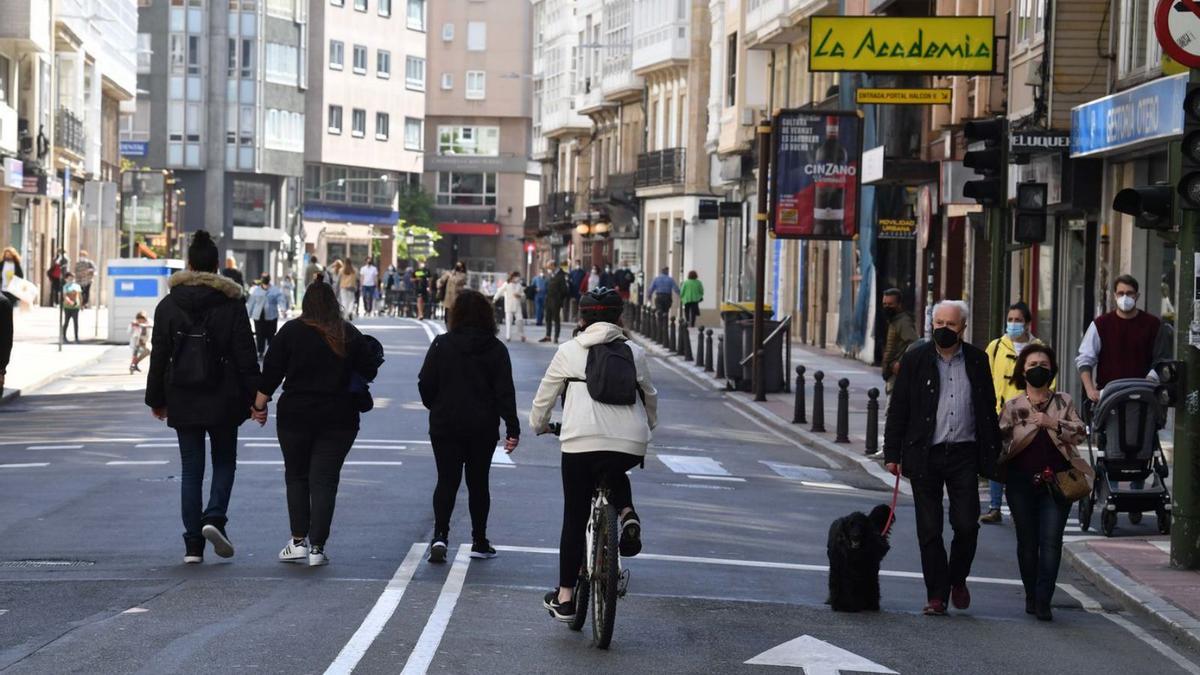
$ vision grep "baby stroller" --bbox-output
[1077,378,1172,537]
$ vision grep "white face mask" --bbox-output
[1116,295,1136,312]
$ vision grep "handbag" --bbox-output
[1050,466,1091,502]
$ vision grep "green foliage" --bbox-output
[394,184,441,263]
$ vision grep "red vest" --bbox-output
[1093,310,1160,388]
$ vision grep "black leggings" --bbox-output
[278,426,357,546]
[432,436,495,540]
[559,451,641,588]
[254,318,278,356]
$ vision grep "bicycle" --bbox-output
[541,422,630,649]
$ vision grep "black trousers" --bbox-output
[559,451,641,588]
[684,301,700,327]
[654,293,672,316]
[431,436,496,540]
[278,426,357,546]
[81,283,92,307]
[62,308,79,342]
[910,443,981,603]
[544,304,562,341]
[254,319,278,356]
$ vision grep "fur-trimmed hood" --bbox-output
[167,270,244,313]
[169,270,243,298]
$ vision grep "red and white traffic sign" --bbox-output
[1157,0,1200,69]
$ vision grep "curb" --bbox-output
[0,346,115,406]
[1064,542,1200,653]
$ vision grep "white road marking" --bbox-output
[413,318,439,343]
[106,461,169,466]
[238,460,284,465]
[762,461,834,482]
[720,401,841,470]
[0,609,7,616]
[400,544,472,675]
[345,461,404,466]
[243,442,280,448]
[352,445,408,451]
[800,481,855,491]
[1058,583,1200,674]
[26,445,82,451]
[0,463,50,469]
[687,474,745,482]
[323,543,425,675]
[121,607,149,615]
[660,482,735,490]
[135,443,179,448]
[492,447,514,465]
[657,454,731,476]
[745,635,897,673]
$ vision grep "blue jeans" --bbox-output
[988,480,1004,510]
[535,296,546,325]
[1006,474,1070,604]
[176,426,238,545]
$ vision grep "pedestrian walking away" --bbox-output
[679,270,704,327]
[533,268,549,325]
[883,299,1001,617]
[305,256,324,287]
[247,273,288,359]
[529,287,659,621]
[646,266,679,318]
[74,251,96,309]
[494,271,527,342]
[438,261,468,318]
[997,344,1092,622]
[253,281,384,567]
[359,258,379,316]
[567,261,585,321]
[418,289,519,563]
[145,230,261,565]
[47,250,66,306]
[129,311,152,374]
[880,288,918,397]
[541,265,568,343]
[61,272,82,342]
[338,258,359,320]
[221,256,247,297]
[981,301,1045,524]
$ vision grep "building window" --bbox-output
[137,34,152,74]
[187,35,202,75]
[1118,0,1160,77]
[232,180,270,228]
[726,32,737,107]
[305,164,321,201]
[353,44,367,74]
[354,0,367,11]
[1014,0,1047,45]
[266,0,294,18]
[349,169,370,204]
[265,109,304,151]
[442,23,454,41]
[407,0,425,31]
[437,125,499,156]
[467,21,487,51]
[441,72,453,90]
[169,34,185,74]
[465,71,485,100]
[405,56,425,90]
[378,0,391,16]
[331,0,343,5]
[328,104,343,134]
[436,172,497,206]
[376,112,390,140]
[405,117,423,150]
[329,40,344,70]
[377,50,391,78]
[265,43,299,85]
[351,108,366,137]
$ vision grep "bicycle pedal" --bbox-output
[618,569,631,598]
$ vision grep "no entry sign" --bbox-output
[1157,0,1200,68]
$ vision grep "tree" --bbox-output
[394,185,441,263]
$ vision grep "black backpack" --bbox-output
[171,309,217,389]
[576,339,640,405]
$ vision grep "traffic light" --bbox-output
[1180,83,1200,209]
[1112,184,1174,230]
[1154,360,1185,407]
[963,118,1007,207]
[1013,182,1047,244]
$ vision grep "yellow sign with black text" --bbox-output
[856,88,952,105]
[810,17,996,73]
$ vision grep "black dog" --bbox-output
[826,504,894,612]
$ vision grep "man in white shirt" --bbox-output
[359,258,380,316]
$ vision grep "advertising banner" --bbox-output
[809,17,996,73]
[121,171,166,234]
[771,110,863,240]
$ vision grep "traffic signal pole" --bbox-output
[752,123,771,403]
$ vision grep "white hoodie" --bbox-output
[529,322,658,456]
[493,280,525,314]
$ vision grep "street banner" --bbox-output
[809,17,995,73]
[771,110,863,240]
[856,88,952,105]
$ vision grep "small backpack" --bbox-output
[171,309,217,389]
[577,339,640,405]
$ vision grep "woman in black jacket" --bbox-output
[253,281,382,567]
[418,289,520,563]
[145,231,260,565]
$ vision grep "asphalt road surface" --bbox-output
[2,316,1199,674]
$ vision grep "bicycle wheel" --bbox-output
[590,500,620,649]
[568,570,589,632]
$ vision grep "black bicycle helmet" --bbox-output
[579,286,623,324]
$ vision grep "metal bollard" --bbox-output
[715,335,725,379]
[835,378,850,443]
[865,387,880,456]
[811,371,826,433]
[659,314,669,347]
[669,317,677,353]
[705,329,715,372]
[694,325,705,365]
[792,366,807,424]
[680,322,693,359]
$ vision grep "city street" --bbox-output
[1,316,1199,674]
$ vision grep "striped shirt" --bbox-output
[933,347,976,445]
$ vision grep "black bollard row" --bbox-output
[835,378,850,443]
[680,323,693,359]
[668,317,677,353]
[705,329,715,373]
[811,370,826,433]
[865,387,880,456]
[714,334,724,379]
[694,325,705,365]
[792,365,807,424]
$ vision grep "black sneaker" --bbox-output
[543,590,575,622]
[183,539,204,565]
[470,539,497,559]
[428,539,447,564]
[201,524,234,558]
[619,511,642,557]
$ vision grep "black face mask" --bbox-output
[1025,366,1053,389]
[933,326,959,349]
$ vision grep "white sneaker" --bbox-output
[279,539,309,563]
[183,554,203,565]
[308,545,329,567]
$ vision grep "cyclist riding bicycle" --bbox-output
[529,286,659,622]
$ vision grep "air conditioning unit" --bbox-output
[741,107,764,127]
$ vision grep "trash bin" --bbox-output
[720,302,772,390]
[738,319,785,394]
[106,258,184,343]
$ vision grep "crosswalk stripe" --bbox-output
[106,461,169,466]
[800,481,855,491]
[657,454,730,476]
[492,447,514,465]
[26,445,82,451]
[687,475,745,482]
[0,463,50,468]
[135,443,179,448]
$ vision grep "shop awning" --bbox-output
[302,204,400,226]
[437,222,500,236]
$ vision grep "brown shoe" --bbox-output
[980,508,1002,524]
[923,598,947,616]
[951,584,970,610]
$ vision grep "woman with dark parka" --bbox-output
[146,230,261,565]
[252,281,382,567]
[418,289,520,563]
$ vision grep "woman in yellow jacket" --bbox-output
[981,301,1046,524]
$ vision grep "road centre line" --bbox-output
[26,445,83,451]
[400,544,472,675]
[323,543,425,675]
[0,463,50,469]
[688,475,746,482]
[1058,583,1200,674]
[106,460,169,466]
[135,443,179,448]
[720,401,840,470]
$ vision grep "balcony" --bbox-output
[631,20,690,74]
[601,54,643,102]
[540,191,575,227]
[745,0,833,47]
[590,172,636,205]
[635,149,685,188]
[55,107,86,157]
[524,205,543,237]
[578,76,607,115]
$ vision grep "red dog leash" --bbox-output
[881,473,901,537]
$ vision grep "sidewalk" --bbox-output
[1066,537,1200,652]
[2,304,117,403]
